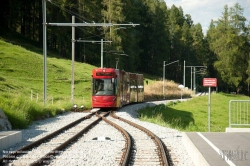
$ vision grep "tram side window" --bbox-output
[131,80,137,92]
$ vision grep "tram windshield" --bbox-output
[93,78,116,96]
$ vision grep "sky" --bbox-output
[164,0,250,35]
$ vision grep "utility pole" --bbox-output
[101,39,103,68]
[75,39,112,68]
[183,60,185,88]
[42,0,139,105]
[194,67,196,94]
[191,67,192,91]
[185,65,207,95]
[163,61,165,98]
[42,0,47,105]
[163,60,179,99]
[71,16,75,103]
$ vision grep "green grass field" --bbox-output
[138,93,250,132]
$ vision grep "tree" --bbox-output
[207,3,250,93]
[192,23,205,65]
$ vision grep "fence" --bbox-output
[30,90,87,105]
[229,100,250,128]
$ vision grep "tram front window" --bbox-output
[93,79,115,95]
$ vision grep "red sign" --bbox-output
[203,78,217,87]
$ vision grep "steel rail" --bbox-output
[30,111,107,165]
[100,111,132,166]
[111,112,170,166]
[0,112,96,165]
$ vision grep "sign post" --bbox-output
[203,78,217,132]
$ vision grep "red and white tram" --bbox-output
[92,68,144,108]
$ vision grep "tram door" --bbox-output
[130,73,137,102]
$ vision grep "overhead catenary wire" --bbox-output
[48,0,107,39]
[48,0,90,22]
[48,0,140,28]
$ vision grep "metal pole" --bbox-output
[208,87,211,132]
[71,16,75,103]
[47,23,139,27]
[183,60,185,88]
[42,0,47,105]
[116,59,119,69]
[101,39,103,68]
[163,60,179,99]
[194,67,196,94]
[229,101,231,128]
[191,67,192,91]
[163,61,165,99]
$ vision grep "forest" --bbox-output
[0,0,249,94]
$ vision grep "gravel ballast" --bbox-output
[1,101,194,166]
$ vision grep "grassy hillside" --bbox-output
[0,38,96,128]
[0,39,95,106]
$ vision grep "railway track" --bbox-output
[107,111,172,166]
[0,109,173,166]
[0,112,102,165]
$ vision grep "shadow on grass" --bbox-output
[0,30,60,58]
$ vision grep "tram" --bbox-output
[92,68,144,108]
